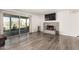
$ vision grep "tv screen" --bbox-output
[45,13,56,21]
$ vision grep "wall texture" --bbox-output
[56,11,78,37]
[30,14,42,32]
[0,11,3,34]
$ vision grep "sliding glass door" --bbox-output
[3,16,10,35]
[3,15,29,36]
[20,17,27,34]
[10,16,19,36]
[26,18,30,32]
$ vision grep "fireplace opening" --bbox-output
[46,25,55,30]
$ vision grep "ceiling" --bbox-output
[14,9,61,15]
[3,9,79,15]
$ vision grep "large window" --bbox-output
[3,14,30,36]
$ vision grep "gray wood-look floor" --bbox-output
[0,32,79,50]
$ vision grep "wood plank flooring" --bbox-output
[0,32,79,50]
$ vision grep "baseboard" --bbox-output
[60,33,77,38]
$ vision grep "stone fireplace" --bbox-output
[43,22,59,34]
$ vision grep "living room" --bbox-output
[0,9,79,50]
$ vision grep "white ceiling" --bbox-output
[15,9,79,15]
[14,9,61,15]
[3,9,79,15]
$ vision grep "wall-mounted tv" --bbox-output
[45,13,56,21]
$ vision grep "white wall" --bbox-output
[30,14,43,32]
[39,15,44,32]
[57,11,78,37]
[0,11,3,34]
[76,12,79,36]
[30,14,44,32]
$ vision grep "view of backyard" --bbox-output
[3,15,29,36]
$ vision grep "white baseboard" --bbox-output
[60,33,77,37]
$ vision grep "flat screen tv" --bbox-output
[45,13,56,21]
